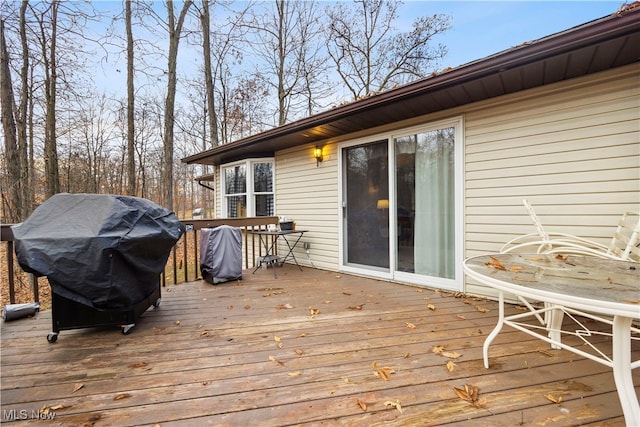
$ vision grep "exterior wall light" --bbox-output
[314,146,323,167]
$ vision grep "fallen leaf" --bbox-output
[427,304,436,311]
[384,400,403,413]
[545,393,563,404]
[404,352,411,358]
[555,254,568,260]
[486,256,506,271]
[446,360,457,372]
[322,300,332,304]
[274,335,281,342]
[347,305,364,310]
[510,266,525,272]
[288,371,302,377]
[268,355,276,362]
[405,322,416,329]
[432,345,445,354]
[441,350,461,359]
[357,399,367,411]
[297,333,307,338]
[114,393,131,400]
[453,384,480,406]
[175,320,181,325]
[343,376,350,384]
[277,342,284,349]
[456,314,466,320]
[379,367,394,380]
[72,383,84,393]
[373,362,395,380]
[309,307,320,316]
[475,306,489,313]
[295,349,304,355]
[40,404,67,415]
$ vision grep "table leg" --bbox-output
[280,233,304,271]
[252,235,279,278]
[546,304,564,350]
[483,290,505,369]
[251,234,269,274]
[612,315,639,426]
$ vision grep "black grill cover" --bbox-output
[12,193,184,310]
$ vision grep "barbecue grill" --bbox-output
[200,225,243,284]
[12,193,184,342]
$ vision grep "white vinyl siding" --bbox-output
[274,143,340,270]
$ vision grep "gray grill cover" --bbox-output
[200,226,242,284]
[12,193,184,310]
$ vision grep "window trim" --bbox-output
[220,158,275,218]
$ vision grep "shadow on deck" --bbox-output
[1,265,637,426]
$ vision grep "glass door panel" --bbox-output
[395,127,455,279]
[344,141,389,269]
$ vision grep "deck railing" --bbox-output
[1,216,279,306]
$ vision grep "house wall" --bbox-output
[237,63,639,297]
[274,143,341,269]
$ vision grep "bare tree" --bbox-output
[125,0,135,195]
[195,0,218,147]
[17,0,31,217]
[246,0,326,126]
[211,5,251,145]
[162,0,193,210]
[0,17,21,222]
[33,0,61,198]
[327,0,451,99]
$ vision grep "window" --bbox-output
[222,159,274,217]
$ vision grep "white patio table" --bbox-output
[463,253,639,426]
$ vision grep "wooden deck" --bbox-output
[1,265,638,426]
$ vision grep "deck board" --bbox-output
[1,265,638,426]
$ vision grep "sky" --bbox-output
[396,1,624,70]
[88,0,626,110]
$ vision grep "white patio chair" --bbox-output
[501,200,640,262]
[499,200,639,336]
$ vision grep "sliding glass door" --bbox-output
[341,120,461,289]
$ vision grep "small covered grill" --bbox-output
[12,193,184,342]
[200,225,243,284]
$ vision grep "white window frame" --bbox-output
[220,158,275,218]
